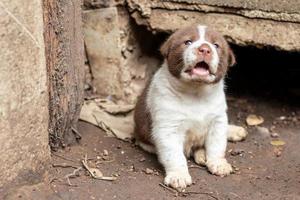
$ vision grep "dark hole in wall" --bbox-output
[129,20,169,60]
[226,45,300,106]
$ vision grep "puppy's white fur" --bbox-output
[141,26,233,189]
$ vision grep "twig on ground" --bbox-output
[71,127,82,140]
[96,159,115,164]
[49,177,59,184]
[96,156,115,164]
[51,153,78,163]
[64,167,83,187]
[92,114,118,138]
[159,183,219,199]
[52,163,79,169]
[229,192,242,199]
[159,183,178,195]
[181,191,219,199]
[189,165,206,170]
[82,154,117,181]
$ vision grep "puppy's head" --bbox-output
[160,25,235,84]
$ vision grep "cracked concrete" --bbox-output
[127,0,300,51]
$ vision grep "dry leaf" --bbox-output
[270,140,286,146]
[246,114,264,126]
[95,98,135,115]
[80,101,134,141]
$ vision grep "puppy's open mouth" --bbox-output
[184,61,210,76]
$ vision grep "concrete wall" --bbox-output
[0,0,50,187]
[83,6,160,104]
[127,0,300,51]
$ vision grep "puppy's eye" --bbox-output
[214,43,220,49]
[184,40,192,45]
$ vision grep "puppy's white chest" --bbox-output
[148,66,227,137]
[167,94,222,122]
[183,102,214,132]
[157,94,222,140]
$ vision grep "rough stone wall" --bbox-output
[127,0,300,51]
[117,6,160,104]
[0,0,49,187]
[83,3,160,104]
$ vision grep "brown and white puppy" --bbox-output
[134,25,246,190]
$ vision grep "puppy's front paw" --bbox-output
[227,125,248,142]
[206,158,232,177]
[164,170,192,191]
[194,149,206,166]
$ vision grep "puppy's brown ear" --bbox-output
[160,35,173,58]
[228,48,236,67]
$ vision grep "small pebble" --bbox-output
[129,165,135,171]
[230,149,244,156]
[102,155,109,160]
[270,125,276,132]
[271,132,279,138]
[103,149,109,156]
[145,168,154,174]
[266,176,272,180]
[112,173,120,177]
[274,148,283,157]
[279,116,286,120]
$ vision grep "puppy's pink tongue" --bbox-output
[192,67,209,76]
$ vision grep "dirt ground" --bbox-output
[12,93,298,200]
[4,94,300,200]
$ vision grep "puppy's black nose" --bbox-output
[198,44,211,55]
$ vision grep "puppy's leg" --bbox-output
[194,148,206,166]
[136,141,156,154]
[227,124,248,142]
[153,126,192,190]
[205,116,232,176]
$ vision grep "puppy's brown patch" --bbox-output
[134,82,153,145]
[204,27,236,83]
[160,26,199,78]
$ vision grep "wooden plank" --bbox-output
[43,0,84,149]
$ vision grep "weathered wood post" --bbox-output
[43,0,85,149]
